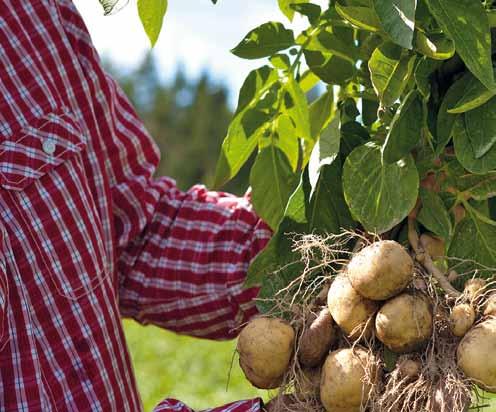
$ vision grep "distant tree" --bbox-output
[106,54,251,195]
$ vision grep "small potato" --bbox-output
[237,317,295,389]
[396,358,422,381]
[320,348,377,412]
[375,293,433,353]
[464,278,487,302]
[328,275,379,340]
[484,294,496,316]
[450,304,476,337]
[457,317,496,392]
[347,240,413,301]
[299,308,337,368]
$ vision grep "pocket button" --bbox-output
[42,139,56,155]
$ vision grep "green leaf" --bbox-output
[372,0,417,49]
[283,75,312,141]
[214,67,279,187]
[290,3,322,24]
[448,203,496,278]
[335,1,382,32]
[368,42,416,107]
[304,50,355,85]
[308,160,356,233]
[453,117,496,174]
[448,73,496,114]
[414,57,440,99]
[435,73,471,155]
[250,146,299,230]
[382,90,423,163]
[309,112,341,192]
[362,99,379,126]
[417,188,453,240]
[413,31,455,60]
[340,121,370,157]
[270,54,291,70]
[309,89,335,140]
[137,0,167,47]
[231,22,295,60]
[426,0,494,90]
[272,114,299,171]
[343,142,419,233]
[299,70,320,93]
[464,97,496,158]
[299,26,359,63]
[278,0,309,21]
[456,173,496,201]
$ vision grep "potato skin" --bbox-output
[299,308,337,367]
[464,278,487,302]
[320,348,377,412]
[328,275,379,340]
[375,293,433,353]
[450,304,476,337]
[457,317,496,392]
[237,317,295,389]
[484,294,496,316]
[347,240,413,301]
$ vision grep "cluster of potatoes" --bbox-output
[236,240,496,411]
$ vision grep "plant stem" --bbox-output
[408,217,461,298]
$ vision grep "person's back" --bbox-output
[0,1,270,410]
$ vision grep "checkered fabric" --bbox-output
[0,1,271,411]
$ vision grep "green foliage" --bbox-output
[129,1,496,308]
[137,0,167,46]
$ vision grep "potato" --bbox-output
[375,293,433,353]
[347,240,413,300]
[484,294,496,316]
[457,317,496,392]
[299,308,337,367]
[320,348,377,412]
[464,278,487,302]
[450,304,476,337]
[328,275,379,340]
[396,358,422,381]
[237,317,295,389]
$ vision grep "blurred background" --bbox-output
[72,0,302,410]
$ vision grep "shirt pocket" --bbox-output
[0,107,108,300]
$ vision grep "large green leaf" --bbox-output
[214,67,279,187]
[278,0,309,20]
[413,31,455,60]
[453,117,496,174]
[137,0,167,46]
[272,114,299,171]
[414,57,440,100]
[343,142,419,233]
[435,73,471,154]
[448,203,496,278]
[426,0,494,90]
[335,1,382,32]
[250,147,299,230]
[368,42,416,107]
[304,50,355,86]
[231,22,295,59]
[382,90,423,163]
[417,188,452,240]
[309,88,335,140]
[299,26,359,63]
[465,97,496,158]
[372,0,417,49]
[283,75,312,141]
[448,73,496,114]
[455,173,496,201]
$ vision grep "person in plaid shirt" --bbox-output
[0,1,272,410]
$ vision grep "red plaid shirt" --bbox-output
[0,1,271,411]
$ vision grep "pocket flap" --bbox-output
[0,109,87,191]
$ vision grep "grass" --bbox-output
[123,320,268,411]
[124,320,496,412]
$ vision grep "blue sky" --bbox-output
[73,0,323,100]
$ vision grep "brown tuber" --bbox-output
[457,317,496,392]
[420,234,445,258]
[298,308,337,368]
[396,358,422,381]
[484,294,496,316]
[347,240,414,301]
[237,317,295,389]
[464,278,487,302]
[327,275,379,340]
[375,293,433,353]
[450,304,476,337]
[320,347,378,412]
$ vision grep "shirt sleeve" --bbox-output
[152,398,264,412]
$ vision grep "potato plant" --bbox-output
[112,0,496,410]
